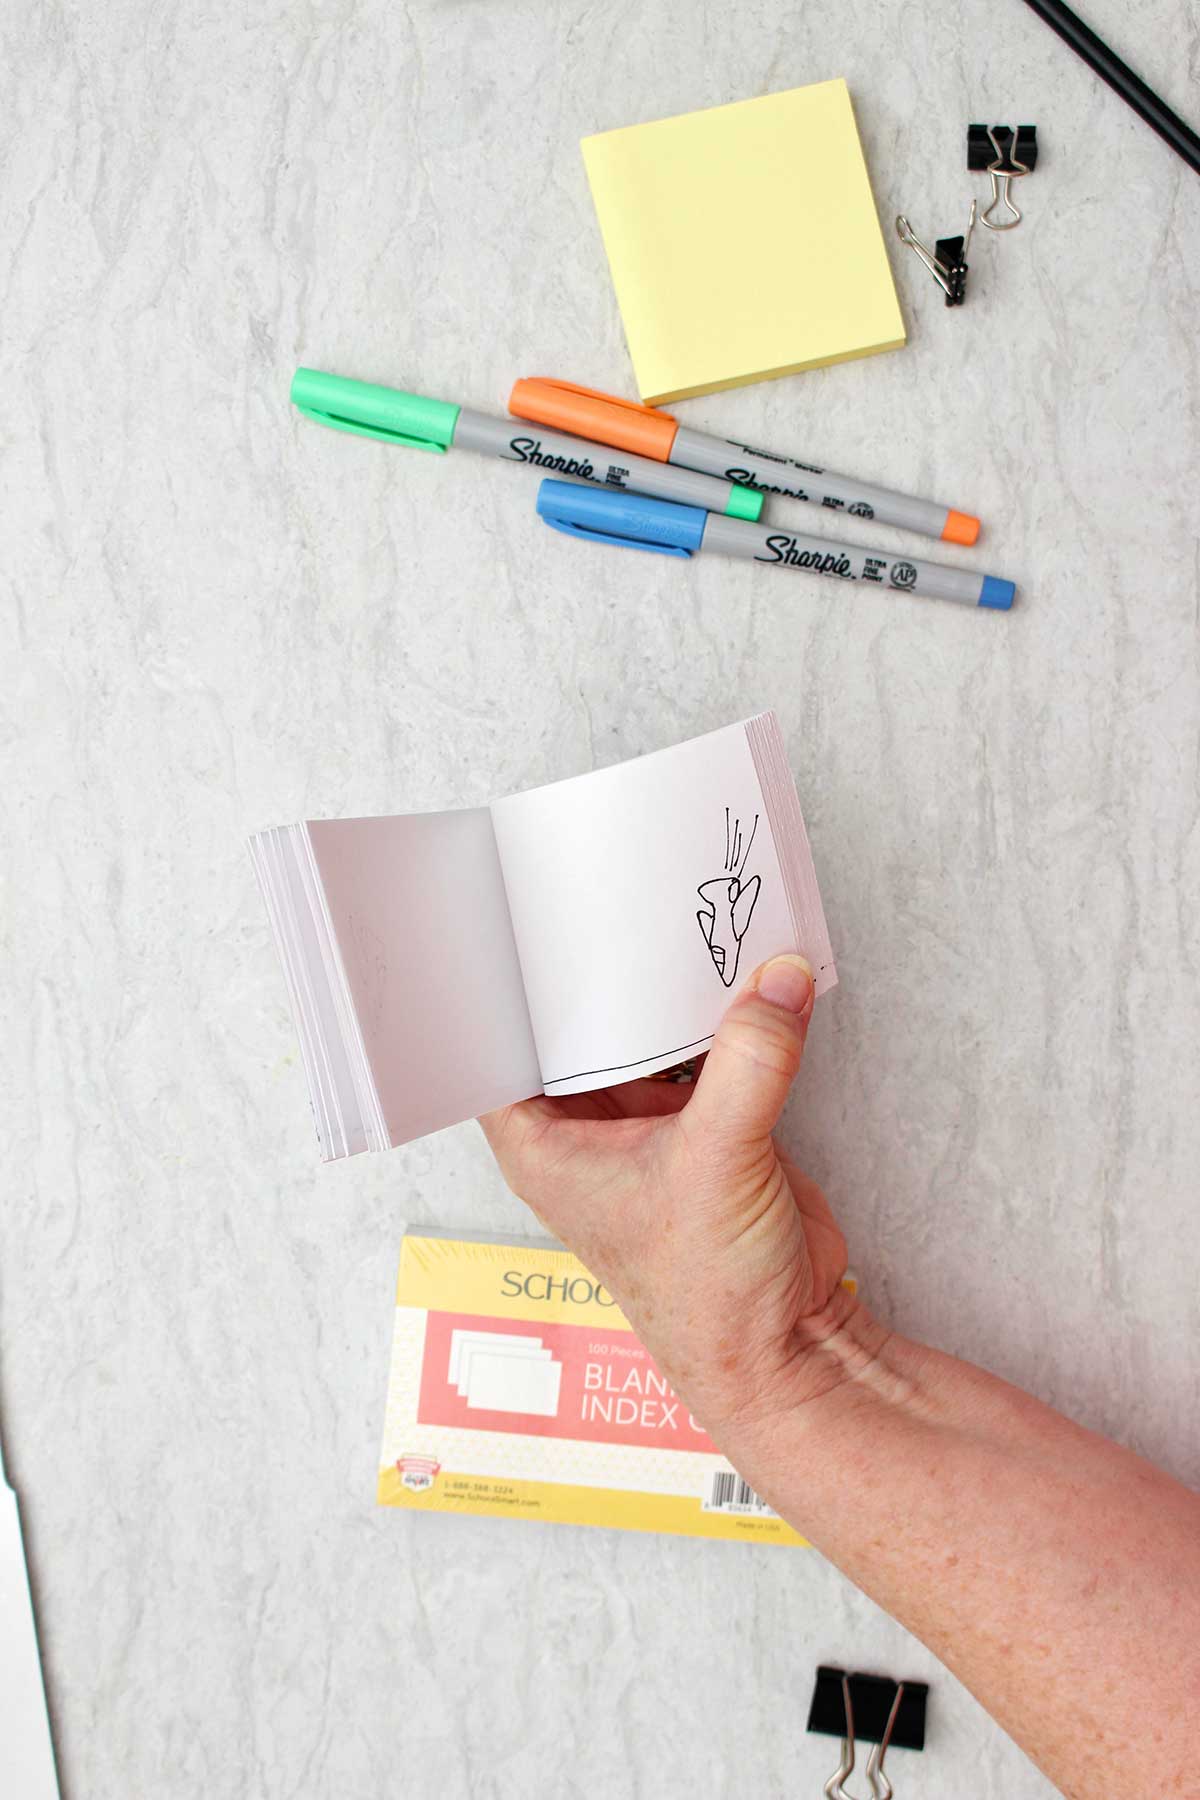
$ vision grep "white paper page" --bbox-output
[446,1332,550,1396]
[458,1342,552,1401]
[464,1352,564,1417]
[447,1332,546,1382]
[0,1485,60,1800]
[306,811,542,1144]
[457,1342,551,1398]
[490,721,798,1093]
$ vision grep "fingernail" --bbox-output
[755,954,814,1015]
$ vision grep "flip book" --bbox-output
[250,712,835,1158]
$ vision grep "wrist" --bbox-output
[707,1297,916,1475]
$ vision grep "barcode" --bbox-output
[702,1470,776,1515]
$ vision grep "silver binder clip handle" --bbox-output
[981,125,1030,230]
[895,215,954,298]
[864,1682,905,1799]
[821,1675,905,1798]
[823,1673,857,1798]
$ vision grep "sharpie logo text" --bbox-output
[725,468,811,502]
[509,436,597,479]
[755,535,855,577]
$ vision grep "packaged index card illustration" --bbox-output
[377,1228,840,1544]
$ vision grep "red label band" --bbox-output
[418,1310,716,1453]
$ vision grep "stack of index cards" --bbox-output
[377,1227,837,1543]
[449,1328,563,1417]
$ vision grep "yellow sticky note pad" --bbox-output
[582,80,906,405]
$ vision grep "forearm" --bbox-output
[483,955,1198,1794]
[720,1304,1200,1798]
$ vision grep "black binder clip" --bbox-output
[894,201,975,306]
[968,124,1038,230]
[807,1665,928,1797]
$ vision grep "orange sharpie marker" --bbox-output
[510,377,980,547]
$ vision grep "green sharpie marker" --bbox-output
[290,368,762,520]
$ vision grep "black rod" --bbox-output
[1021,0,1200,175]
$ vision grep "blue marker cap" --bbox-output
[536,479,708,559]
[978,576,1016,610]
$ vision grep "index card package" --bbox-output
[377,1229,807,1544]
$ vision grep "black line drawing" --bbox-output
[545,1033,715,1091]
[696,808,761,987]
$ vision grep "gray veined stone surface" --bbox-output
[2,1,1198,1794]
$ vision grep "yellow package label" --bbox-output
[377,1230,808,1545]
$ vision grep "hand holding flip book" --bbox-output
[251,713,834,1157]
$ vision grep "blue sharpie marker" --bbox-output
[535,480,1015,611]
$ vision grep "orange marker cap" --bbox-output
[941,508,980,547]
[508,378,680,464]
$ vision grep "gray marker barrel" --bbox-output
[453,411,761,520]
[670,425,978,545]
[701,514,1014,608]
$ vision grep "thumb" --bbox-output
[685,955,815,1151]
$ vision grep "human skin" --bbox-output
[480,955,1200,1798]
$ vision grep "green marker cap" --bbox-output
[290,367,460,454]
[724,483,764,522]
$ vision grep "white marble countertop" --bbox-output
[3,1,1198,1795]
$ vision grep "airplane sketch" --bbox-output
[696,809,761,988]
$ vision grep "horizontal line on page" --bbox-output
[544,1034,714,1091]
